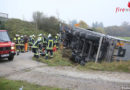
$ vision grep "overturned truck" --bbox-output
[60,25,130,65]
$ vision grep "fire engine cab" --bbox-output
[0,30,15,60]
[0,12,15,61]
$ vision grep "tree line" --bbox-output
[2,11,129,37]
[105,22,130,37]
[32,11,60,35]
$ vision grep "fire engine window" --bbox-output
[0,31,10,42]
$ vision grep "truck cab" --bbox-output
[0,30,15,61]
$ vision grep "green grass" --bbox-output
[0,78,61,90]
[77,61,130,72]
[33,50,73,66]
[118,37,130,40]
[33,49,130,73]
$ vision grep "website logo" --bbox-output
[128,2,130,8]
[116,1,130,13]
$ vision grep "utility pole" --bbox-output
[35,13,38,35]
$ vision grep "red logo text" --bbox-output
[116,2,130,13]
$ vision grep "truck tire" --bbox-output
[80,60,85,66]
[8,56,14,61]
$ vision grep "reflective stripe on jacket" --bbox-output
[47,39,54,50]
[14,37,21,44]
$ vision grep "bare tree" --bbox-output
[33,11,43,30]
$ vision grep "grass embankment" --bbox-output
[33,49,130,73]
[33,50,73,66]
[0,78,61,90]
[119,37,130,40]
[77,61,130,72]
[5,19,46,38]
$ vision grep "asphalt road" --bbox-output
[0,52,130,90]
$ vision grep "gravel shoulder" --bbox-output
[0,52,130,90]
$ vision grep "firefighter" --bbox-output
[28,35,32,50]
[45,34,54,59]
[42,34,47,48]
[32,34,35,44]
[14,34,21,55]
[37,34,43,54]
[32,35,42,58]
[54,35,59,50]
[28,35,35,51]
[42,34,47,56]
[20,35,25,53]
[24,35,28,52]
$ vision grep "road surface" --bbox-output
[0,52,130,90]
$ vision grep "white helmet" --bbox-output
[48,34,51,38]
[16,34,19,37]
[24,35,27,37]
[32,34,35,37]
[37,37,42,41]
[38,34,42,36]
[21,35,23,38]
[57,33,59,36]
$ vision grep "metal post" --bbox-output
[95,36,103,63]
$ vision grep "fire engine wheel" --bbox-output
[8,56,14,61]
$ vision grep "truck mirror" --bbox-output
[117,47,126,57]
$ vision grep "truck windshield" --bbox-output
[0,31,10,42]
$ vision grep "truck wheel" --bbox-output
[8,56,14,61]
[80,60,85,66]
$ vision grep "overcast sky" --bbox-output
[0,0,130,27]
